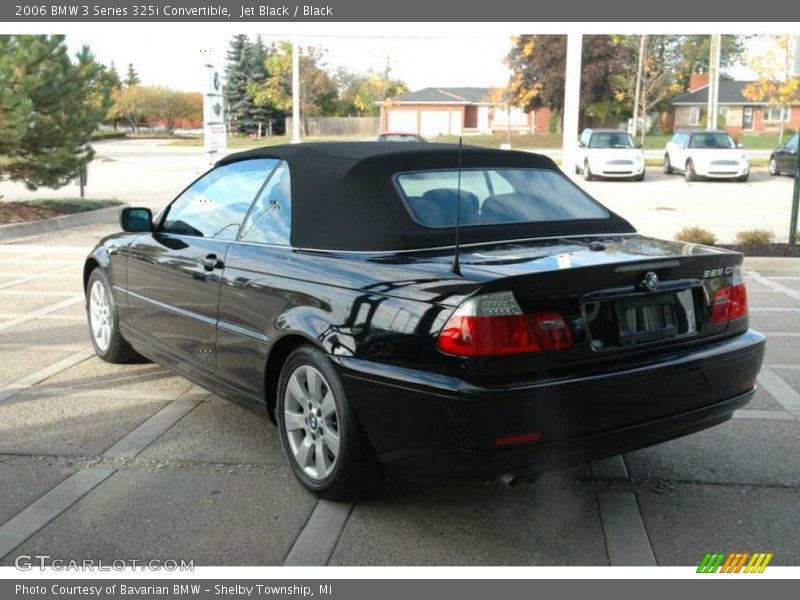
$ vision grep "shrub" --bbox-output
[735,229,774,246]
[675,226,717,246]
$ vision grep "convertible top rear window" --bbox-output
[396,168,609,228]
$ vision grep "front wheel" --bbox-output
[583,161,594,181]
[277,345,384,500]
[663,154,673,174]
[685,160,697,182]
[768,158,779,176]
[738,172,750,182]
[634,169,646,182]
[86,268,139,363]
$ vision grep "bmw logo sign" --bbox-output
[643,271,659,291]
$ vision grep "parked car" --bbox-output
[768,133,798,177]
[664,129,750,182]
[576,128,645,181]
[376,132,426,142]
[84,143,765,500]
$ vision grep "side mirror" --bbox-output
[577,141,585,148]
[636,142,643,149]
[736,142,744,149]
[120,207,153,232]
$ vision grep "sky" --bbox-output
[68,33,515,92]
[66,33,780,94]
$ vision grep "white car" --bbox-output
[664,129,750,182]
[576,129,645,181]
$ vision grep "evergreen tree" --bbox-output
[223,35,254,133]
[124,62,140,87]
[247,36,281,134]
[0,35,107,190]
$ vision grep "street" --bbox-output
[0,221,798,566]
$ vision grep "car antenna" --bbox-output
[450,137,463,276]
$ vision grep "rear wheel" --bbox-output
[684,159,697,182]
[663,154,673,174]
[86,268,139,363]
[769,158,779,176]
[277,345,384,500]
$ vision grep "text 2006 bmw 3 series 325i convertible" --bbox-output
[84,143,765,499]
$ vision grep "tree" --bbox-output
[124,63,140,87]
[743,35,800,143]
[110,85,159,133]
[352,67,407,117]
[223,35,253,132]
[249,42,337,134]
[247,36,281,133]
[0,35,108,190]
[506,35,634,130]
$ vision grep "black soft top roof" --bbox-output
[217,142,635,252]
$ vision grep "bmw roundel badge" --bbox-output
[643,271,659,291]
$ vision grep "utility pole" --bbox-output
[790,35,800,245]
[291,36,301,144]
[632,35,645,138]
[562,33,583,176]
[708,34,722,130]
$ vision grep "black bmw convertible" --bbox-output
[84,143,765,499]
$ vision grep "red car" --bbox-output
[376,132,427,142]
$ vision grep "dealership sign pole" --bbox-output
[203,63,227,165]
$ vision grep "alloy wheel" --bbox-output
[89,280,112,352]
[283,365,341,480]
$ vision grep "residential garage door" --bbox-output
[420,111,452,137]
[387,110,417,133]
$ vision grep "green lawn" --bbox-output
[22,198,122,212]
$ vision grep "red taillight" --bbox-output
[711,282,748,324]
[437,291,573,357]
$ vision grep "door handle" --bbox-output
[202,254,224,271]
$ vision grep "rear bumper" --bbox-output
[335,330,765,478]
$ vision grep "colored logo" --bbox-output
[697,552,773,573]
[642,271,659,291]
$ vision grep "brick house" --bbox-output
[380,87,551,137]
[671,73,800,135]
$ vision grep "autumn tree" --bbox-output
[0,35,109,190]
[248,42,337,134]
[506,35,634,131]
[743,35,800,143]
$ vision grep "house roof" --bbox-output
[390,87,494,104]
[672,80,766,106]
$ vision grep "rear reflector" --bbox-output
[437,291,573,357]
[711,282,748,324]
[494,432,543,447]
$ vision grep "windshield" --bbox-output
[395,168,609,228]
[589,132,635,148]
[689,132,736,149]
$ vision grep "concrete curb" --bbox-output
[743,256,800,272]
[0,204,125,242]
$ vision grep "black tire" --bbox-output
[276,345,384,501]
[634,169,646,182]
[685,159,697,182]
[738,172,750,182]
[768,158,779,176]
[85,268,139,363]
[663,154,673,174]
[583,161,594,181]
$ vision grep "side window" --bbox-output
[161,159,278,240]
[239,162,292,245]
[580,130,591,146]
[788,135,799,151]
